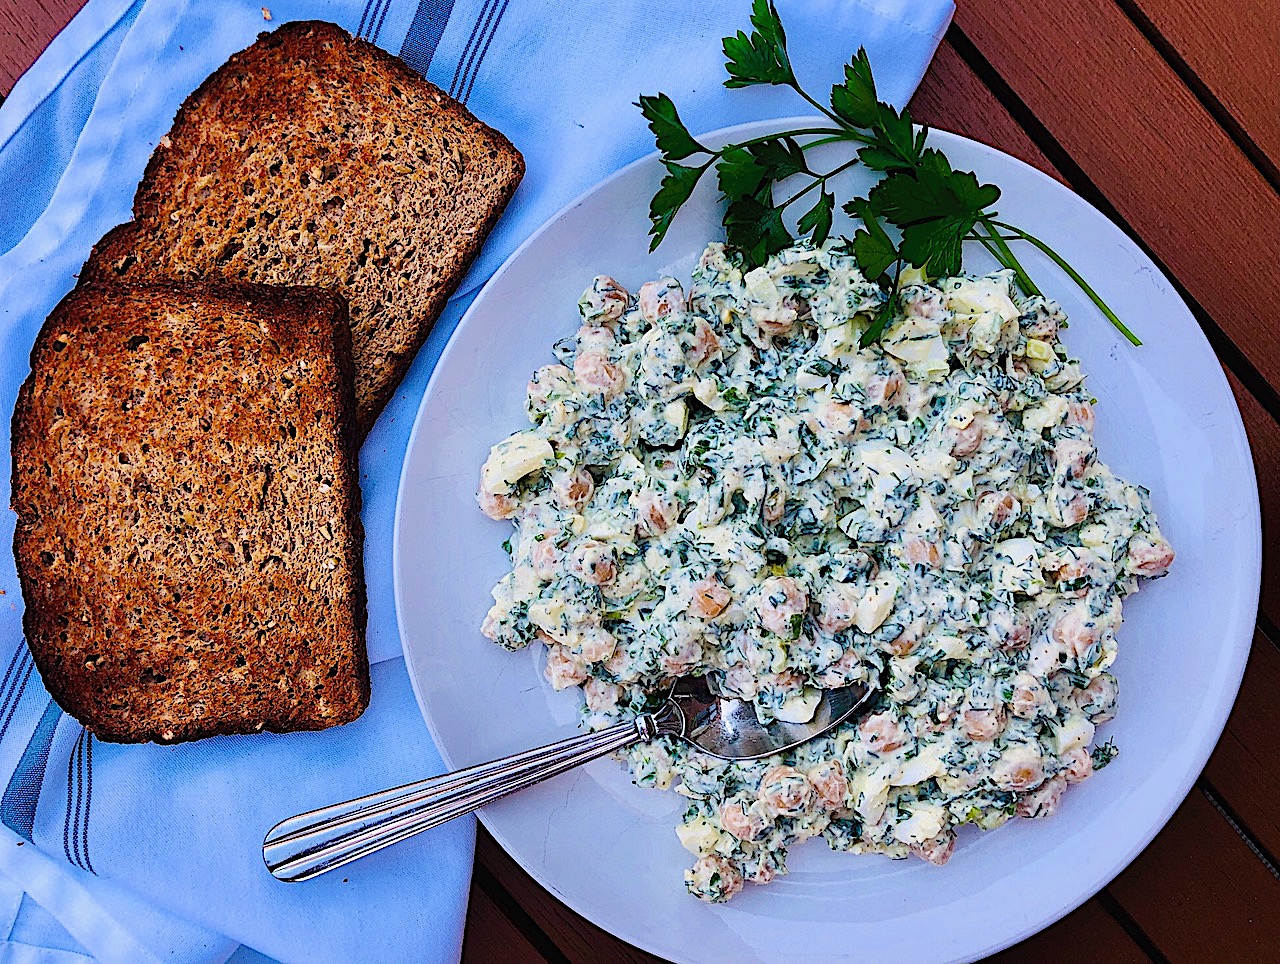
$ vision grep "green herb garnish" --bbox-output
[638,0,1139,347]
[1091,739,1119,771]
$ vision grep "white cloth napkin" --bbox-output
[0,0,953,959]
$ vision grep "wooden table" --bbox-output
[4,1,1278,960]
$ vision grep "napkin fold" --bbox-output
[0,0,953,960]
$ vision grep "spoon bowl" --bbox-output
[668,676,873,759]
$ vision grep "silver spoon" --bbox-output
[263,676,872,882]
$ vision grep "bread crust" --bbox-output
[80,19,524,436]
[11,281,370,743]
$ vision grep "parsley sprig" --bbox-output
[637,0,1139,347]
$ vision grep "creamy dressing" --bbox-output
[476,240,1173,902]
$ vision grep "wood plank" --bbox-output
[988,897,1149,963]
[5,4,1274,959]
[953,0,1280,402]
[0,0,87,96]
[478,823,1154,964]
[921,51,1280,960]
[1203,629,1280,862]
[476,829,665,964]
[466,49,1174,958]
[940,2,1279,629]
[910,41,1067,185]
[463,881,551,964]
[1122,0,1280,178]
[1106,788,1280,959]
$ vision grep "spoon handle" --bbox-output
[264,712,661,882]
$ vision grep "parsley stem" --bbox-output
[784,75,877,143]
[990,220,1141,346]
[800,133,863,151]
[974,220,1040,297]
[726,128,849,152]
[973,234,1009,270]
[775,157,859,210]
[649,0,1145,350]
[790,82,852,131]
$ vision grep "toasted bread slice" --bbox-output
[80,19,524,435]
[12,281,369,743]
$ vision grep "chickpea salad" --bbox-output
[476,240,1174,903]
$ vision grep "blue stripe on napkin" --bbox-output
[0,648,35,743]
[457,0,509,103]
[447,0,497,98]
[63,728,95,875]
[0,1,953,958]
[365,0,395,43]
[1,699,63,842]
[356,0,379,37]
[0,647,27,701]
[84,734,95,874]
[399,0,457,74]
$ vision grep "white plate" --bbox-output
[393,119,1261,963]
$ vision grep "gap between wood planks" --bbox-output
[928,20,1278,625]
[465,852,570,964]
[0,0,1264,959]
[1114,0,1280,192]
[6,3,1262,958]
[904,23,1280,961]
[1199,620,1280,875]
[460,33,1280,963]
[943,12,1279,638]
[473,828,664,964]
[463,883,556,964]
[905,48,1143,955]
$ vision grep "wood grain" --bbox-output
[989,896,1149,963]
[463,883,551,964]
[915,32,1280,961]
[476,830,665,964]
[0,0,87,96]
[918,39,1278,627]
[1106,788,1280,960]
[909,40,1066,185]
[1203,630,1280,863]
[954,0,1280,404]
[1122,0,1280,178]
[461,33,1280,964]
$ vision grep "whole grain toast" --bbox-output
[12,281,369,743]
[79,19,524,435]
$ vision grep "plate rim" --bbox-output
[393,115,1262,962]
